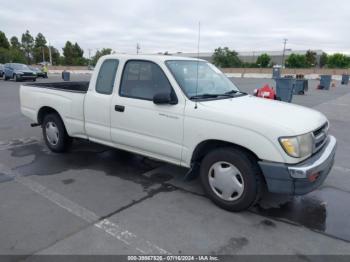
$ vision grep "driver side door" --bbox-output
[110,60,185,165]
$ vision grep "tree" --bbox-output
[62,41,86,65]
[50,46,61,65]
[91,48,112,65]
[10,36,21,49]
[32,33,49,63]
[9,48,26,63]
[212,47,242,68]
[62,41,74,65]
[34,33,47,48]
[21,30,34,64]
[319,53,328,68]
[0,31,10,49]
[0,47,11,63]
[256,53,271,68]
[305,50,317,67]
[327,53,349,69]
[285,53,308,68]
[72,42,85,65]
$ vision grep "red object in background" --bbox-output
[254,84,276,100]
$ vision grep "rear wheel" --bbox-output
[200,147,262,212]
[42,113,72,153]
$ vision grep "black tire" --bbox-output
[4,75,8,81]
[200,147,262,212]
[42,113,72,153]
[15,74,21,82]
[32,78,36,82]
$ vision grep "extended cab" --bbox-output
[20,55,337,211]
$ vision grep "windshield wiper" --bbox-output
[190,90,246,100]
[190,93,234,100]
[224,90,247,95]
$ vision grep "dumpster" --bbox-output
[341,74,349,85]
[319,75,332,90]
[272,67,281,79]
[274,78,295,103]
[62,71,70,81]
[293,79,308,95]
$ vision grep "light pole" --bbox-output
[88,48,92,67]
[48,40,52,65]
[281,38,288,67]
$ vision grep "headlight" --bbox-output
[279,133,314,158]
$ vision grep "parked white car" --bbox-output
[20,54,336,211]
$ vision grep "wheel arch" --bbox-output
[191,139,261,166]
[37,106,64,126]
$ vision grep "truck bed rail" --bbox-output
[24,81,89,93]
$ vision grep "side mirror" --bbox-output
[153,92,177,105]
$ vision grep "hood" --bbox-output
[197,95,327,135]
[15,69,34,74]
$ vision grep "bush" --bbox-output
[213,47,242,68]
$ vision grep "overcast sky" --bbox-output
[1,0,349,57]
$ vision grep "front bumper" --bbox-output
[259,135,337,195]
[18,75,36,79]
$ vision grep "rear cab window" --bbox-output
[95,59,119,95]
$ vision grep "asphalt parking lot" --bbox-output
[0,74,350,256]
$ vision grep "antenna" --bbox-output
[136,43,141,55]
[195,21,201,109]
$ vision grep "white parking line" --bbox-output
[0,164,170,255]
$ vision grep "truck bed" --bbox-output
[25,81,89,93]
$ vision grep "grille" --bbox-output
[23,72,34,76]
[313,122,329,153]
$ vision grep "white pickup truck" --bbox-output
[20,54,337,211]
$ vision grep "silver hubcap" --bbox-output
[208,161,244,201]
[46,122,59,146]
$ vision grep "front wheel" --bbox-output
[15,74,21,82]
[200,148,262,212]
[42,113,72,153]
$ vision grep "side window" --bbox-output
[96,59,119,95]
[120,60,173,100]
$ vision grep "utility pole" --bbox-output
[136,43,140,54]
[281,38,288,68]
[42,47,45,63]
[48,41,52,65]
[88,48,92,67]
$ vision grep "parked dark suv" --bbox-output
[4,63,36,82]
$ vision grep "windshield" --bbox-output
[12,64,29,70]
[166,60,240,99]
[29,67,39,71]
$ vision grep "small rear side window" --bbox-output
[96,59,119,95]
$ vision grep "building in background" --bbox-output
[167,50,324,66]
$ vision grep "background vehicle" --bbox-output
[0,64,4,78]
[4,63,36,82]
[19,54,336,212]
[29,66,47,78]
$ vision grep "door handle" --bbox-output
[115,105,125,112]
